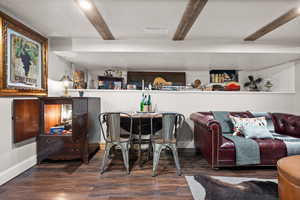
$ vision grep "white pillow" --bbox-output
[241,124,274,139]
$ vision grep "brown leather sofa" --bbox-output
[190,112,300,168]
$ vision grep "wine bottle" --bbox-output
[144,95,149,112]
[140,93,145,112]
[148,94,152,112]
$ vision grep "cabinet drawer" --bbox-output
[38,135,82,161]
[40,136,79,145]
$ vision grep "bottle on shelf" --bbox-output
[147,94,152,112]
[144,95,149,112]
[140,92,145,112]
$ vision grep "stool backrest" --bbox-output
[152,113,185,143]
[98,112,132,143]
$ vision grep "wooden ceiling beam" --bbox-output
[75,0,115,40]
[244,7,300,41]
[173,0,208,41]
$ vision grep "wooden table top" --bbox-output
[121,112,162,118]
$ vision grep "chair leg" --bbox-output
[119,143,130,174]
[101,143,113,174]
[128,141,133,161]
[169,144,181,176]
[147,140,152,161]
[152,143,163,177]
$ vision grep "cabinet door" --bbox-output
[87,98,101,143]
[72,98,88,141]
[13,99,40,143]
[72,113,88,141]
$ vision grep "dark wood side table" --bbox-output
[13,97,101,164]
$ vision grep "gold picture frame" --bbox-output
[0,11,48,96]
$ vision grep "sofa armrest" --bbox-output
[190,112,223,145]
[190,112,223,168]
[190,112,218,127]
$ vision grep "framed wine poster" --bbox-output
[0,11,48,96]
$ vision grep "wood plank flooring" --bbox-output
[0,149,277,200]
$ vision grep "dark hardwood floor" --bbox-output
[0,149,277,200]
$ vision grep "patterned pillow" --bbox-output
[229,115,267,136]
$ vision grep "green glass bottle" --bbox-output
[147,94,152,112]
[140,93,145,112]
[144,94,149,112]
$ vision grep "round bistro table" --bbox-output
[121,112,162,167]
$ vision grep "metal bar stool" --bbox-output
[150,113,185,177]
[98,112,133,174]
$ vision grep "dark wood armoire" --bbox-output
[13,97,101,164]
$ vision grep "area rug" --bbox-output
[185,174,278,200]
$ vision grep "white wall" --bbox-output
[0,9,72,185]
[255,63,295,92]
[294,61,300,115]
[239,62,295,92]
[48,42,72,96]
[0,98,37,185]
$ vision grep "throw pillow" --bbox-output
[229,115,267,136]
[241,124,274,139]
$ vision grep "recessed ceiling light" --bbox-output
[79,0,92,10]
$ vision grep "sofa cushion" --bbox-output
[251,112,275,132]
[272,113,300,138]
[284,116,300,138]
[272,113,294,134]
[241,124,273,139]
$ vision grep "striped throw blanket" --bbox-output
[272,132,300,156]
[251,112,300,156]
[212,111,260,166]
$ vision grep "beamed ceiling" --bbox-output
[1,0,300,70]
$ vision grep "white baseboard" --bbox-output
[0,155,37,186]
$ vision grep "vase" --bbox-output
[264,81,273,92]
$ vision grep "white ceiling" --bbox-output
[1,0,300,70]
[188,0,300,41]
[2,0,300,41]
